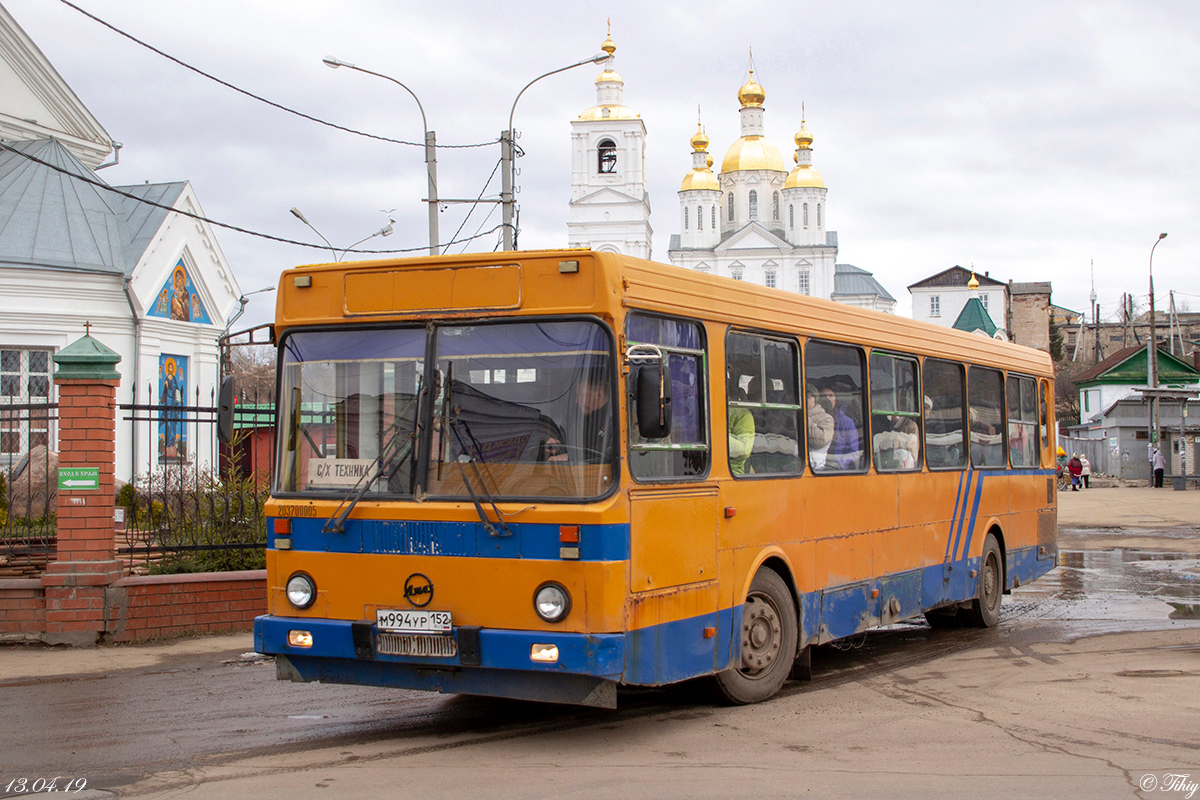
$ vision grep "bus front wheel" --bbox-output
[713,568,797,704]
[961,533,1003,628]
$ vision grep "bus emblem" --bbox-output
[403,573,434,607]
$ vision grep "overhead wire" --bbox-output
[57,0,497,150]
[0,141,502,254]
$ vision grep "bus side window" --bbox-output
[806,341,867,472]
[869,352,921,472]
[923,358,966,469]
[1039,378,1053,467]
[1007,375,1039,468]
[726,331,802,477]
[969,366,1006,468]
[626,314,709,481]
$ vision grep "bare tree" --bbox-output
[227,344,276,404]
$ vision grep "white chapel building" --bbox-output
[567,34,894,312]
[1,3,241,481]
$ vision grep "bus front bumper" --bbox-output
[255,615,626,708]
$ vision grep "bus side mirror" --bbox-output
[217,376,235,444]
[635,363,672,439]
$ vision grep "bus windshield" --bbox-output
[274,320,615,501]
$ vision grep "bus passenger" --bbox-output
[806,382,833,469]
[728,376,757,476]
[820,383,861,470]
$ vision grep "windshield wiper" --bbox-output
[441,369,512,538]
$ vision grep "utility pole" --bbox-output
[1148,232,1168,451]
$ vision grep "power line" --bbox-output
[57,0,497,150]
[446,158,504,254]
[0,140,502,254]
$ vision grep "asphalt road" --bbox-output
[3,501,1198,799]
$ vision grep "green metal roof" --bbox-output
[952,297,999,337]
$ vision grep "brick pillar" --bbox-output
[42,334,123,646]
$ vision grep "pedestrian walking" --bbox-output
[1079,453,1091,489]
[1068,453,1083,491]
[1151,447,1166,488]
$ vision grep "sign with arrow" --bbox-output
[58,467,100,491]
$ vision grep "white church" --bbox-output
[0,3,241,481]
[567,34,895,313]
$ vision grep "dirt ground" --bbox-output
[1057,484,1200,553]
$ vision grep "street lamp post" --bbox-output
[501,51,610,251]
[290,207,337,260]
[220,285,277,378]
[1148,232,1168,467]
[323,57,440,257]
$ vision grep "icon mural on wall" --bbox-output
[159,354,188,460]
[148,260,211,324]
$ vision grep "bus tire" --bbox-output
[713,568,797,705]
[923,608,960,629]
[961,533,1003,628]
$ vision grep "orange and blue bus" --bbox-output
[242,249,1057,707]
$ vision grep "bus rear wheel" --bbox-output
[961,533,1003,628]
[713,568,797,705]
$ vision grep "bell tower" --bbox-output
[566,30,652,258]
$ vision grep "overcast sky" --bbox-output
[8,0,1200,329]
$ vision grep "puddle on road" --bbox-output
[1011,549,1200,634]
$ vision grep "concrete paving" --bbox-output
[1058,483,1200,530]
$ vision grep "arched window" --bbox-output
[772,192,780,221]
[728,194,734,222]
[598,139,617,174]
[803,203,809,228]
[684,207,689,230]
[817,203,822,228]
[789,204,794,228]
[731,267,743,281]
[798,270,810,295]
[748,190,758,220]
[765,269,777,289]
[696,205,703,230]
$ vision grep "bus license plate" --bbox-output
[376,609,452,634]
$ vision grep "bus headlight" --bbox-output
[285,572,316,610]
[533,582,571,623]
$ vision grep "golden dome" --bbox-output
[721,135,787,173]
[738,70,765,108]
[784,165,825,189]
[577,104,640,121]
[795,125,813,149]
[967,272,980,290]
[680,168,720,192]
[596,67,623,84]
[601,34,616,57]
[690,123,709,153]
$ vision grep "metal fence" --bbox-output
[116,386,272,573]
[0,399,58,576]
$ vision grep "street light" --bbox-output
[289,208,394,262]
[221,285,277,377]
[1148,232,1168,459]
[290,207,337,260]
[323,56,440,257]
[501,51,610,250]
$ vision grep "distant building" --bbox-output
[909,266,1008,335]
[0,4,240,480]
[1072,346,1200,424]
[1008,282,1052,352]
[566,33,894,311]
